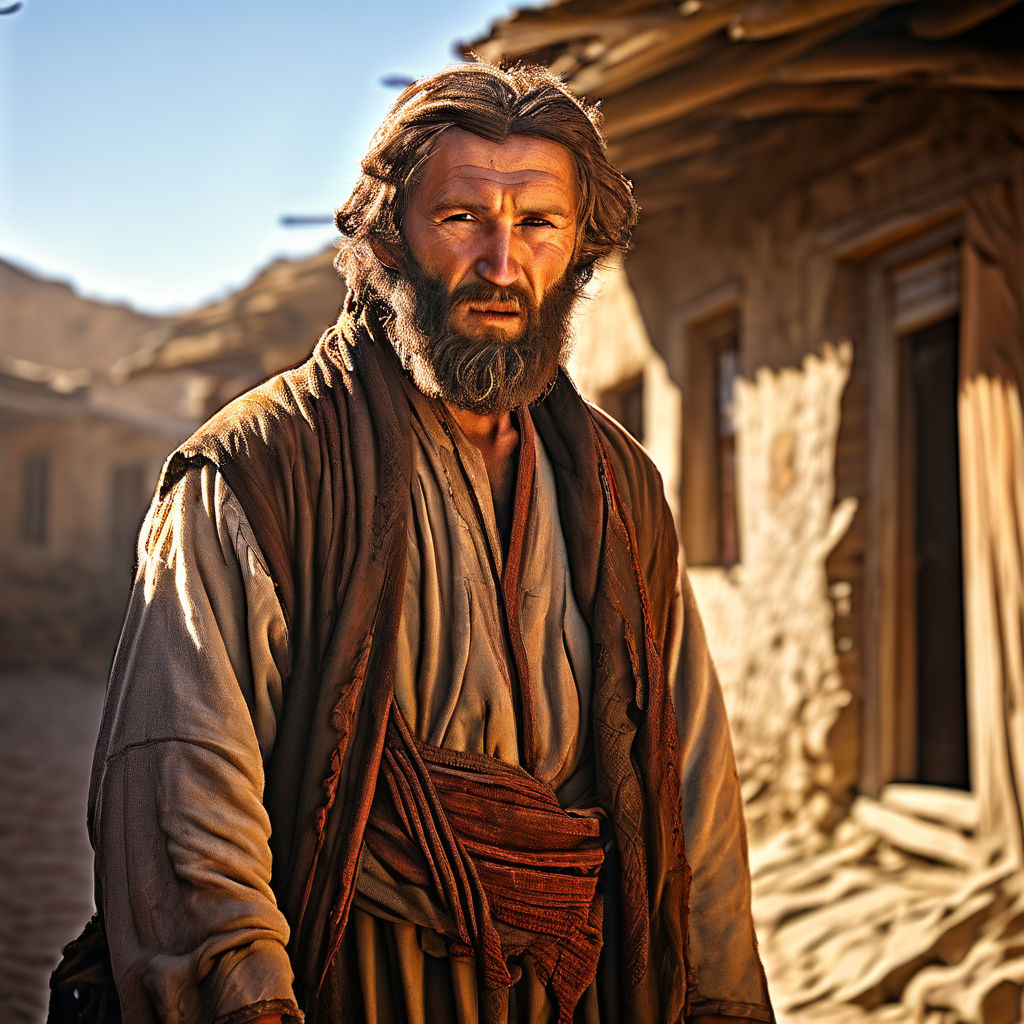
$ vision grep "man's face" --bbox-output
[383,129,584,414]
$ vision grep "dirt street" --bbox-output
[0,673,105,1023]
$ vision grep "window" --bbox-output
[600,373,644,442]
[682,310,740,566]
[862,231,970,795]
[897,311,968,789]
[20,451,50,546]
[715,338,740,567]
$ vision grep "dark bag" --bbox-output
[47,914,122,1024]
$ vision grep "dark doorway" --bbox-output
[681,309,741,567]
[901,315,969,789]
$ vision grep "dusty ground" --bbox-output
[0,673,104,1023]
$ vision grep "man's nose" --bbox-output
[475,224,520,287]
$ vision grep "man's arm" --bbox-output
[668,569,774,1022]
[89,464,302,1024]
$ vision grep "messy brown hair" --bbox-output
[334,60,638,304]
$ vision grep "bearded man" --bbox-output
[64,62,773,1024]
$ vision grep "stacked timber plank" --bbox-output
[750,785,1022,1023]
[465,0,1024,212]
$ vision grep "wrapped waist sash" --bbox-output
[359,703,607,1024]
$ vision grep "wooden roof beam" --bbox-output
[677,0,743,12]
[469,10,689,63]
[600,10,871,137]
[608,82,877,174]
[570,2,746,96]
[473,0,667,33]
[717,81,881,120]
[727,0,909,41]
[573,33,727,98]
[907,0,1020,40]
[776,44,1024,90]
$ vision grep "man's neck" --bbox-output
[446,404,521,553]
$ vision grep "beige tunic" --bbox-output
[344,385,600,1024]
[391,378,592,799]
[91,466,295,1024]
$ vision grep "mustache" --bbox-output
[449,281,533,314]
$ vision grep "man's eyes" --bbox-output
[439,213,556,228]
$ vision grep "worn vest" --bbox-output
[159,308,691,1022]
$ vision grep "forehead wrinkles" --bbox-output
[428,166,577,218]
[400,131,581,223]
[444,163,569,188]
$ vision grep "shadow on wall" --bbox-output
[690,341,857,839]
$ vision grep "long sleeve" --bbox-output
[668,569,773,1022]
[88,464,303,1024]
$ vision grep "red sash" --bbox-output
[362,703,606,1024]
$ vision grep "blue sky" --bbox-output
[0,0,519,313]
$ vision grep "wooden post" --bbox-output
[959,176,1024,866]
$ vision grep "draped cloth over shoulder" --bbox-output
[157,308,414,1010]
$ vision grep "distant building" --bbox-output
[122,247,345,418]
[472,2,1024,1018]
[0,366,182,673]
[0,259,186,671]
[0,249,345,673]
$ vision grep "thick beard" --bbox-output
[383,255,582,415]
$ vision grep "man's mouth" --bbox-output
[462,302,524,326]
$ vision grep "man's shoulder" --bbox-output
[195,328,355,448]
[159,325,361,499]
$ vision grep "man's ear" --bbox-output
[369,237,401,272]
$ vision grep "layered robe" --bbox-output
[86,309,773,1024]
